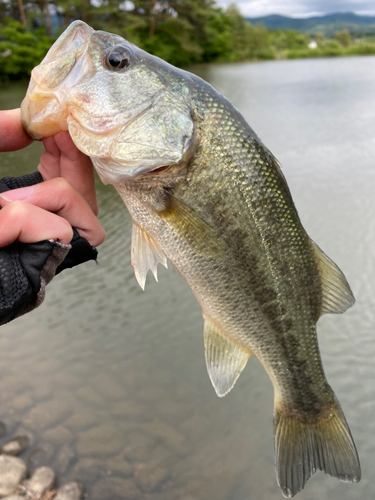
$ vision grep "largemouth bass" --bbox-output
[21,21,361,497]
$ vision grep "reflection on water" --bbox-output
[0,56,374,499]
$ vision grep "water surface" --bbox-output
[0,56,374,499]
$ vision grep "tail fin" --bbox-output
[274,396,361,498]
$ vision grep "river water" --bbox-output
[0,56,374,500]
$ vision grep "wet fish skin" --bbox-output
[21,21,360,497]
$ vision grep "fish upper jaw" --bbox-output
[21,21,95,139]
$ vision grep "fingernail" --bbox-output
[0,185,35,202]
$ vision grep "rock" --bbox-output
[72,458,106,484]
[26,443,55,474]
[140,420,187,454]
[91,477,142,500]
[122,430,158,463]
[44,426,73,445]
[54,481,84,500]
[137,385,165,403]
[24,466,56,496]
[4,495,25,500]
[32,358,63,375]
[76,424,123,457]
[31,383,53,401]
[0,376,30,397]
[0,422,6,439]
[10,395,33,412]
[64,409,97,432]
[54,390,78,410]
[135,461,169,493]
[52,373,81,390]
[11,427,34,447]
[75,387,104,407]
[91,373,127,400]
[1,436,29,456]
[148,493,187,500]
[0,455,27,496]
[56,444,75,474]
[155,400,188,421]
[24,399,72,431]
[106,456,134,477]
[113,401,147,419]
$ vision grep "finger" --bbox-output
[39,131,98,214]
[0,178,105,247]
[0,201,73,246]
[38,135,62,180]
[0,109,33,152]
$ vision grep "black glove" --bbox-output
[0,172,98,325]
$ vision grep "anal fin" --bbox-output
[204,317,251,397]
[311,241,355,316]
[131,223,168,290]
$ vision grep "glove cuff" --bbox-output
[20,241,71,318]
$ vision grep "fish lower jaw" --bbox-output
[21,96,69,140]
[91,157,169,185]
[91,157,177,184]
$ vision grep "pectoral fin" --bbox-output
[160,191,227,259]
[312,241,355,316]
[131,223,168,290]
[204,317,251,397]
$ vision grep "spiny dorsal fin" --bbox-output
[131,223,168,290]
[311,241,355,316]
[204,316,251,397]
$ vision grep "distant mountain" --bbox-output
[246,12,375,36]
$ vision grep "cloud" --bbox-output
[216,0,375,18]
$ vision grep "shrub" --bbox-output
[0,19,55,81]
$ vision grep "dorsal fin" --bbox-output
[204,316,251,397]
[311,241,355,316]
[131,223,168,290]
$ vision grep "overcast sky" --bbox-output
[216,0,375,18]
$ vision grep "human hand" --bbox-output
[0,109,105,247]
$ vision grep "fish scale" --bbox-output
[20,21,360,497]
[172,85,325,404]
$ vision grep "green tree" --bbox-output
[272,29,309,50]
[202,7,233,61]
[315,32,324,46]
[226,3,249,60]
[334,29,351,47]
[247,23,274,59]
[0,18,54,79]
[138,0,214,66]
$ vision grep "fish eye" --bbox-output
[104,46,131,70]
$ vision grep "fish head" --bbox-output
[21,21,196,184]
